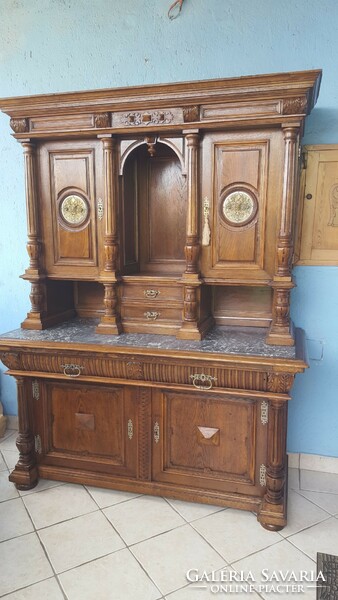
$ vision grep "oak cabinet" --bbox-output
[0,70,321,529]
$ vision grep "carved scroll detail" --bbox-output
[267,372,294,393]
[0,352,21,369]
[124,111,173,126]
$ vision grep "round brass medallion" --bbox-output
[222,190,256,226]
[60,195,88,225]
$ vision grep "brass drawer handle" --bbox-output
[144,311,160,320]
[144,289,160,299]
[61,364,84,378]
[190,373,217,390]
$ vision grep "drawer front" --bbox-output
[18,351,274,392]
[121,304,182,323]
[122,282,182,302]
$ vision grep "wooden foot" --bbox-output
[9,466,38,491]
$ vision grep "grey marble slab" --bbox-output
[0,318,297,359]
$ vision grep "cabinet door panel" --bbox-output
[152,389,267,496]
[38,382,138,477]
[39,140,103,276]
[201,131,283,281]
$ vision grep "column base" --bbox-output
[176,316,214,340]
[9,465,39,491]
[96,317,123,335]
[21,309,76,331]
[265,320,295,346]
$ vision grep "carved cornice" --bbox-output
[10,118,29,133]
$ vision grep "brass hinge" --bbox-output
[259,464,267,487]
[32,380,40,401]
[300,148,307,170]
[127,419,133,440]
[97,198,104,221]
[261,400,269,425]
[34,434,42,454]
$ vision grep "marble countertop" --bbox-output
[0,318,298,360]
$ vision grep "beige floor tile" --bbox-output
[0,470,19,501]
[131,524,225,596]
[0,428,17,443]
[192,508,281,563]
[301,470,338,494]
[85,484,142,508]
[288,516,338,561]
[165,567,262,599]
[3,577,64,599]
[19,478,65,496]
[298,489,338,515]
[23,483,98,528]
[59,547,161,600]
[0,498,34,542]
[288,468,300,490]
[0,532,53,596]
[0,431,18,451]
[233,539,316,600]
[2,449,19,470]
[39,510,125,573]
[279,490,330,537]
[0,452,8,471]
[104,495,185,545]
[165,497,225,522]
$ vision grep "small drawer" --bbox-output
[122,282,182,302]
[121,304,182,323]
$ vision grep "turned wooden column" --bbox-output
[258,398,288,531]
[267,126,298,345]
[20,142,46,330]
[177,131,207,340]
[96,136,122,334]
[8,377,38,490]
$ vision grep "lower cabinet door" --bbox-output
[35,381,138,477]
[152,388,268,496]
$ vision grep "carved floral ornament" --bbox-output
[124,111,174,126]
[282,96,308,115]
[10,118,29,133]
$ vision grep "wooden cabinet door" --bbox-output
[38,140,104,278]
[152,389,267,496]
[35,381,138,478]
[200,131,283,282]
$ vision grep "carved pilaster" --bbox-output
[138,388,151,480]
[266,126,299,346]
[96,136,122,335]
[184,132,200,275]
[8,378,38,490]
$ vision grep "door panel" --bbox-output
[38,381,138,477]
[201,131,283,281]
[152,389,267,496]
[39,140,103,277]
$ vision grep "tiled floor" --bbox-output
[0,428,337,599]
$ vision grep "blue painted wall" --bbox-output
[0,0,337,457]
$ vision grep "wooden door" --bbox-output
[200,131,283,282]
[152,388,268,496]
[38,139,104,278]
[35,381,138,478]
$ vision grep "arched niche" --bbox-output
[120,140,187,275]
